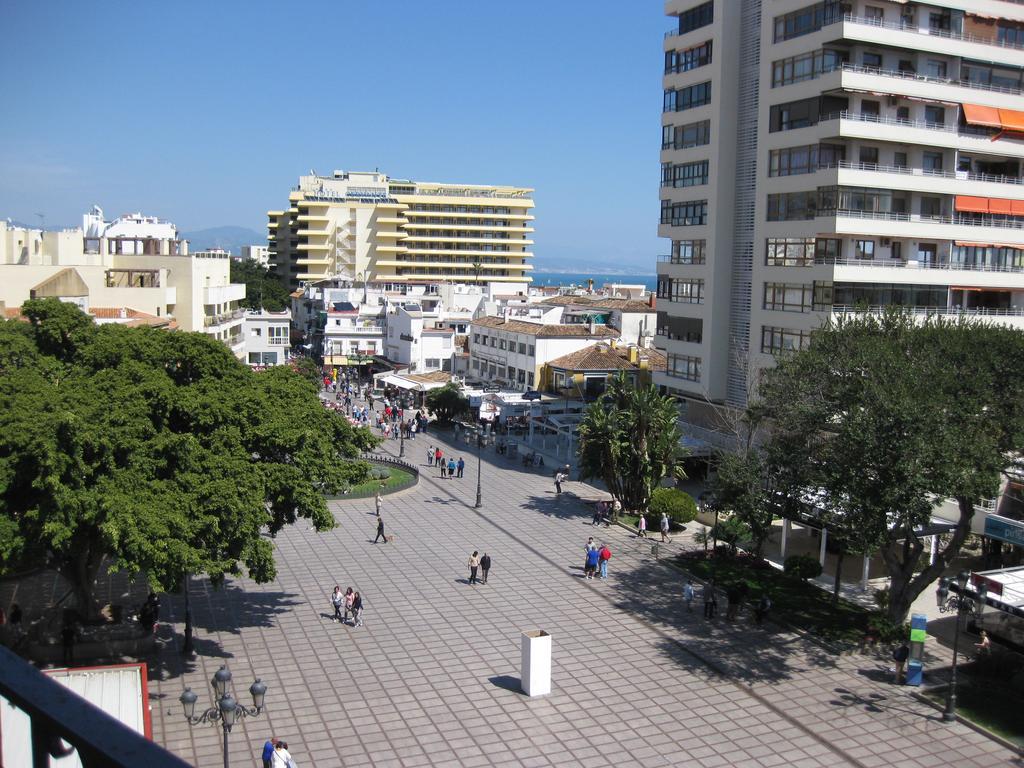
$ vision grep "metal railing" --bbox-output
[822,160,1024,187]
[827,208,1024,231]
[818,257,1024,274]
[842,13,1024,52]
[821,110,957,134]
[833,305,1024,317]
[0,645,190,768]
[657,253,706,264]
[203,308,246,327]
[839,62,1024,98]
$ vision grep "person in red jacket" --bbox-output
[599,544,612,580]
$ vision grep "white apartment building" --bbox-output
[243,309,291,367]
[468,316,620,390]
[657,0,1024,409]
[268,170,535,290]
[384,303,456,373]
[0,208,246,357]
[240,245,271,267]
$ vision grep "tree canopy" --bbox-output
[760,311,1024,622]
[0,299,376,617]
[230,258,291,312]
[577,374,687,513]
[425,383,469,424]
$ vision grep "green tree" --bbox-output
[710,516,751,557]
[649,487,697,526]
[425,383,469,424]
[761,311,1024,623]
[712,449,775,558]
[784,554,823,582]
[577,374,687,514]
[291,356,323,387]
[0,299,377,620]
[230,258,291,312]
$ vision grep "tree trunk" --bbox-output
[63,536,104,621]
[832,549,844,605]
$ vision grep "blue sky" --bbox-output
[0,1,667,271]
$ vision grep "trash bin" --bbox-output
[507,441,518,457]
[521,630,551,696]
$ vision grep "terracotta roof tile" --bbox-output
[546,343,666,372]
[471,315,619,338]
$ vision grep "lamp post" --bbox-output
[180,666,267,768]
[935,570,970,723]
[399,420,405,458]
[471,424,486,508]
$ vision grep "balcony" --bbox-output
[202,283,245,305]
[824,209,1024,246]
[203,308,245,328]
[816,161,1024,199]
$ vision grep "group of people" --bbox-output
[427,445,465,478]
[329,585,364,628]
[467,552,492,585]
[681,578,771,625]
[632,512,674,543]
[261,737,297,768]
[584,538,613,580]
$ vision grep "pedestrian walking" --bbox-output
[584,547,600,580]
[468,551,480,585]
[892,641,910,684]
[331,586,344,622]
[261,738,278,768]
[974,630,991,655]
[754,593,771,625]
[352,592,364,628]
[343,587,355,624]
[374,517,387,543]
[637,513,648,538]
[480,553,491,584]
[684,580,695,612]
[427,445,435,466]
[660,513,671,543]
[599,544,611,579]
[272,741,293,768]
[726,584,742,621]
[592,501,604,526]
[703,581,717,619]
[439,458,447,478]
[554,471,564,494]
[434,447,443,467]
[456,457,465,478]
[374,491,382,517]
[447,458,456,478]
[60,622,76,665]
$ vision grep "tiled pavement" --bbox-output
[146,423,1019,767]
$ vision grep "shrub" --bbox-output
[784,554,823,582]
[649,488,697,526]
[425,384,469,424]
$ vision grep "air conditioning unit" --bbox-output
[881,238,892,247]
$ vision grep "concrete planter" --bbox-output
[521,630,551,697]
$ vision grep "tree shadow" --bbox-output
[520,493,593,523]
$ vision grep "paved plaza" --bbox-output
[145,426,1019,767]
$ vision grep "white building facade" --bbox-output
[243,309,291,367]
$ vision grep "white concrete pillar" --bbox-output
[929,534,938,565]
[861,554,871,592]
[819,527,828,567]
[780,519,790,561]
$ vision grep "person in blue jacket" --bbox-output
[585,546,600,580]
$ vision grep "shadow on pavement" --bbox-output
[488,674,526,694]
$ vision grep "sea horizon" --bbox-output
[531,271,656,291]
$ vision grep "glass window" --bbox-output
[893,152,908,169]
[663,119,711,149]
[666,353,702,382]
[763,283,814,312]
[772,49,848,87]
[855,240,875,259]
[665,41,713,74]
[925,59,947,79]
[863,52,882,70]
[761,326,812,355]
[814,238,841,262]
[920,197,942,218]
[766,238,815,266]
[922,151,944,172]
[773,1,843,43]
[924,105,945,125]
[858,146,878,167]
[865,6,884,23]
[671,239,707,264]
[658,277,705,303]
[677,1,713,35]
[767,191,817,221]
[663,200,708,226]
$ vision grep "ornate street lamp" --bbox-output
[935,570,970,723]
[180,666,267,768]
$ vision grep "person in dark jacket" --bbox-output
[480,553,491,584]
[374,517,387,543]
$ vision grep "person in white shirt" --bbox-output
[271,741,294,768]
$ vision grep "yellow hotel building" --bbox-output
[268,170,535,289]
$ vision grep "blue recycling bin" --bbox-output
[905,613,927,686]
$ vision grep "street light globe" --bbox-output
[219,693,238,730]
[250,678,267,711]
[179,687,198,720]
[212,665,232,699]
[956,570,971,590]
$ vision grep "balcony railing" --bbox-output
[818,257,1024,273]
[842,13,1024,52]
[203,308,245,327]
[840,62,1024,98]
[822,160,1024,187]
[0,645,190,768]
[833,305,1024,317]
[827,208,1024,231]
[657,253,706,265]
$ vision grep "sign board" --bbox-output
[482,385,501,393]
[984,514,1024,548]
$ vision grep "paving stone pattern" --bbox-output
[147,422,1018,767]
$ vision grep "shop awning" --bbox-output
[962,103,1002,129]
[955,241,1024,249]
[955,195,1024,215]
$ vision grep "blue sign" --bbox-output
[984,515,1024,547]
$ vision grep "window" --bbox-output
[761,326,812,355]
[499,339,506,350]
[425,358,440,369]
[865,6,884,23]
[832,282,946,308]
[666,353,701,382]
[922,151,943,172]
[895,107,909,122]
[670,239,706,264]
[855,240,875,259]
[767,191,817,221]
[661,199,708,226]
[677,1,713,35]
[771,49,848,87]
[528,372,535,386]
[269,326,288,345]
[665,40,712,74]
[661,160,709,187]
[862,52,882,70]
[893,152,908,169]
[898,60,915,75]
[920,197,942,218]
[860,100,880,117]
[814,238,841,262]
[657,277,704,303]
[473,333,479,343]
[765,238,815,267]
[858,146,879,167]
[961,62,1023,91]
[763,283,814,312]
[518,342,527,354]
[998,23,1024,47]
[528,345,535,356]
[251,327,262,337]
[517,369,526,384]
[768,96,849,132]
[925,59,947,79]
[891,241,902,261]
[662,119,711,150]
[773,1,843,42]
[924,105,945,126]
[472,358,480,370]
[663,81,711,112]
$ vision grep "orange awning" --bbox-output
[955,196,991,213]
[955,240,1024,249]
[989,198,1014,215]
[963,103,1002,128]
[999,108,1024,133]
[1013,200,1024,216]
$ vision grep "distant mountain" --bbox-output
[180,225,265,254]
